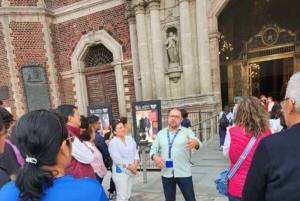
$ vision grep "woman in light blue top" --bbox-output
[0,110,108,201]
[109,120,139,201]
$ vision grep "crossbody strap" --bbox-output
[227,137,257,180]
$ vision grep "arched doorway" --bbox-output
[84,44,120,119]
[70,30,125,116]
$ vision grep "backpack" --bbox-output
[219,113,230,128]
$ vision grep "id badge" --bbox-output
[166,159,173,168]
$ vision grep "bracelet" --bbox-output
[151,154,155,160]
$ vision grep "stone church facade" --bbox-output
[0,0,229,118]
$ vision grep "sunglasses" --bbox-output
[65,135,75,143]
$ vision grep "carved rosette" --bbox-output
[131,0,146,15]
[145,0,160,11]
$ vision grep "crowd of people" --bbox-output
[0,98,202,201]
[218,71,300,201]
[0,71,300,201]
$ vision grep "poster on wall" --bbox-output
[132,100,162,145]
[87,104,112,136]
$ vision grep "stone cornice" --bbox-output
[0,7,53,17]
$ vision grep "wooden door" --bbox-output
[86,71,119,118]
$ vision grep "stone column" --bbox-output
[209,32,222,102]
[125,1,142,101]
[179,0,195,96]
[114,62,127,117]
[146,0,166,99]
[196,0,213,95]
[132,0,153,100]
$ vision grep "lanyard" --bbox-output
[167,130,180,159]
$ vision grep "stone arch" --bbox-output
[71,30,126,116]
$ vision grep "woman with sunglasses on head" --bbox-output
[81,116,107,184]
[109,120,139,201]
[0,117,11,188]
[0,110,108,201]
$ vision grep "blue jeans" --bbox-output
[219,126,227,146]
[162,176,196,201]
[228,194,243,201]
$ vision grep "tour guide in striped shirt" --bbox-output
[150,108,201,201]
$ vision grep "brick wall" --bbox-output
[50,5,132,106]
[10,21,55,111]
[9,0,38,6]
[0,23,16,116]
[45,0,83,10]
[123,65,136,113]
[59,77,75,105]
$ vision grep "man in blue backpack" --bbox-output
[219,105,233,151]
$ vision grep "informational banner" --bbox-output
[132,100,162,144]
[87,104,112,136]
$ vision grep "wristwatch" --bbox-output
[151,154,155,160]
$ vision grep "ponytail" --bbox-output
[16,164,55,201]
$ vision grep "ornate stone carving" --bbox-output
[165,27,179,69]
[132,0,146,14]
[166,70,182,83]
[125,1,135,18]
[246,24,297,50]
[145,0,160,11]
[125,1,136,24]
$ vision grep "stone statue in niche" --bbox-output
[165,30,179,68]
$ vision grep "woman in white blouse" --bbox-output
[108,121,139,201]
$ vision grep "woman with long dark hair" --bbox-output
[0,110,108,201]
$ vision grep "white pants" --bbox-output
[112,166,133,201]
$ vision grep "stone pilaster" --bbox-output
[0,16,25,117]
[146,0,166,99]
[125,1,143,101]
[114,62,127,117]
[196,0,213,95]
[41,16,61,108]
[209,32,222,103]
[132,0,153,100]
[179,0,195,96]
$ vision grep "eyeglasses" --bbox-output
[168,115,181,119]
[65,135,75,143]
[281,98,295,107]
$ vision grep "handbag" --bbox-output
[214,136,257,196]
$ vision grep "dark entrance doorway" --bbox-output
[250,58,293,101]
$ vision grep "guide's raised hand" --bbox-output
[186,135,199,151]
